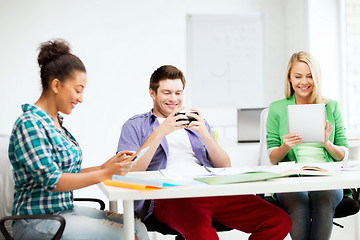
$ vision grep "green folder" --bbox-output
[194,171,283,185]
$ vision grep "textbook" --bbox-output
[195,166,332,185]
[277,165,332,177]
[194,171,283,185]
[103,175,179,190]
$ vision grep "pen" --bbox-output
[203,165,213,173]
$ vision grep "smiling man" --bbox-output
[117,65,291,240]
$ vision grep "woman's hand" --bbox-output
[55,150,135,192]
[269,133,302,165]
[322,120,345,161]
[323,120,333,146]
[101,150,134,180]
[282,133,303,151]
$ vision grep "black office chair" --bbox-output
[0,197,106,240]
[333,189,360,227]
[140,200,233,239]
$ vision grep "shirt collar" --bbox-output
[147,109,158,124]
[287,94,296,105]
[22,104,64,126]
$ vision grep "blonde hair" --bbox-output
[284,51,327,104]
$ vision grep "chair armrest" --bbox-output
[0,214,65,240]
[352,188,360,202]
[334,196,360,218]
[74,198,105,210]
[256,193,265,198]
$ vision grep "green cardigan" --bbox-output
[266,94,348,163]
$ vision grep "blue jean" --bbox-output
[275,190,343,240]
[12,206,149,240]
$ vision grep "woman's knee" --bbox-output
[310,190,343,209]
[276,192,310,214]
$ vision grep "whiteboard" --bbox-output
[187,14,264,108]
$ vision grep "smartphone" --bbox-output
[175,112,198,123]
[132,146,150,163]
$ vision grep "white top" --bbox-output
[297,143,327,163]
[157,118,202,170]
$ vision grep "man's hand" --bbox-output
[156,106,189,136]
[186,108,209,138]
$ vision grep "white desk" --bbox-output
[98,165,360,240]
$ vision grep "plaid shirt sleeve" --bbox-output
[12,116,62,191]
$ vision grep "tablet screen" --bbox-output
[287,104,325,143]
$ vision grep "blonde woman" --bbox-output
[266,51,348,240]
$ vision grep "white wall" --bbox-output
[0,0,344,169]
[0,0,288,167]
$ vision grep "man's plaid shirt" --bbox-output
[9,104,82,215]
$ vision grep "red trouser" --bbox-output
[153,195,291,240]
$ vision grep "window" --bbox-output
[346,0,360,134]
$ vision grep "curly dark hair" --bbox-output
[37,39,86,91]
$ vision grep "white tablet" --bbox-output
[132,146,150,163]
[287,104,325,143]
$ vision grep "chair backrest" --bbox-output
[257,108,271,166]
[0,135,13,239]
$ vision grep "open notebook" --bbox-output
[195,165,332,185]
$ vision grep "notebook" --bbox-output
[103,175,180,190]
[195,171,283,185]
[287,104,325,143]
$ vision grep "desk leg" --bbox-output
[109,200,118,212]
[355,212,360,240]
[123,200,135,240]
